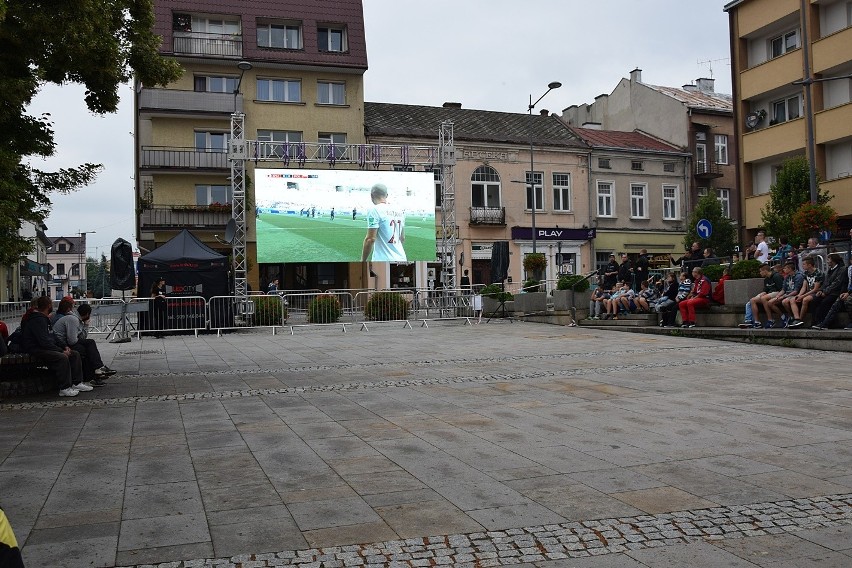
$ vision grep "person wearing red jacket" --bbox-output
[679,267,712,328]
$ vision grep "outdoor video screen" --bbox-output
[255,169,437,263]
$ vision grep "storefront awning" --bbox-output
[20,259,51,277]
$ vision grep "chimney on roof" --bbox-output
[540,109,549,116]
[442,102,462,109]
[683,84,698,91]
[581,122,602,130]
[630,68,642,83]
[696,77,715,93]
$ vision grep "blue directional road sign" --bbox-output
[697,219,712,239]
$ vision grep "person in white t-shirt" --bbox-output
[361,183,407,262]
[755,231,770,263]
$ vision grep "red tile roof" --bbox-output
[570,128,684,153]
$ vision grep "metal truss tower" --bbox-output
[438,121,458,291]
[229,111,248,301]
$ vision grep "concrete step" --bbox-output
[580,315,656,327]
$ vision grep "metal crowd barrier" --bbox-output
[283,291,357,333]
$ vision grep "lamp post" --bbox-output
[528,82,561,254]
[78,230,95,297]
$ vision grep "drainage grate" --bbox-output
[120,350,164,355]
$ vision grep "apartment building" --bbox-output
[562,70,738,234]
[365,102,592,287]
[137,0,368,289]
[567,127,691,273]
[724,0,852,237]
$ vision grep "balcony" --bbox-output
[173,32,242,58]
[140,147,229,170]
[740,49,803,100]
[742,117,806,163]
[815,102,852,145]
[140,206,232,229]
[469,207,506,225]
[139,88,241,115]
[694,162,723,179]
[813,26,852,74]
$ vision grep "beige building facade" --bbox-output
[725,0,852,236]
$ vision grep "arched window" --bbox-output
[471,165,501,208]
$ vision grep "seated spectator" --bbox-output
[812,255,851,330]
[765,261,803,327]
[53,303,116,387]
[738,263,784,329]
[678,267,712,328]
[588,286,607,320]
[809,253,848,327]
[634,279,659,312]
[601,283,624,320]
[712,268,731,305]
[653,272,679,327]
[19,296,91,397]
[50,296,75,325]
[616,283,638,314]
[785,255,824,328]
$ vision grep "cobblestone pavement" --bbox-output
[2,323,851,567]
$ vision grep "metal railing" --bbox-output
[469,206,506,225]
[173,32,242,57]
[140,147,229,169]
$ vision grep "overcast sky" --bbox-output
[31,0,732,255]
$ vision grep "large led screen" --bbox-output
[255,169,437,263]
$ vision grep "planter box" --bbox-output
[552,290,591,312]
[514,292,547,314]
[482,297,512,317]
[724,278,764,307]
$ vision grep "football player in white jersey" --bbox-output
[361,183,407,262]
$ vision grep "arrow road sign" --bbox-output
[697,219,712,239]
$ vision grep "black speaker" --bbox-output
[110,238,136,291]
[490,241,510,282]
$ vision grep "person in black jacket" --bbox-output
[600,254,620,289]
[671,242,703,274]
[617,254,633,287]
[811,253,848,326]
[20,296,88,397]
[634,249,650,286]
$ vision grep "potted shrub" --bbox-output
[725,259,764,306]
[251,295,287,326]
[364,291,410,321]
[553,274,592,312]
[523,253,547,280]
[701,263,726,282]
[307,294,342,323]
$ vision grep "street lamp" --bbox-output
[233,60,252,111]
[528,81,561,253]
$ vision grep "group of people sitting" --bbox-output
[588,265,721,328]
[738,254,852,330]
[4,296,116,397]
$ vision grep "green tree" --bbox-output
[87,253,111,298]
[683,192,737,257]
[760,156,831,243]
[0,0,181,266]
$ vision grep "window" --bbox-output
[318,132,347,160]
[696,143,707,169]
[257,21,301,49]
[770,29,799,59]
[598,158,611,169]
[525,171,544,211]
[71,264,79,277]
[431,167,442,207]
[631,160,644,171]
[596,181,614,217]
[57,263,65,275]
[662,185,679,220]
[257,130,302,159]
[194,131,229,152]
[552,173,572,212]
[196,184,232,205]
[317,25,347,52]
[194,75,238,93]
[471,165,501,208]
[190,15,240,36]
[771,95,801,124]
[57,243,66,252]
[630,183,648,218]
[257,78,301,102]
[714,135,728,165]
[317,81,345,105]
[717,188,731,218]
[663,162,676,172]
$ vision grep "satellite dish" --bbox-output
[745,110,763,130]
[223,218,237,244]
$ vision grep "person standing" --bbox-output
[150,276,167,337]
[634,249,650,286]
[330,207,335,221]
[755,231,770,263]
[617,254,633,286]
[600,254,620,289]
[362,183,407,262]
[460,269,471,291]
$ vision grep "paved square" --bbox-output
[1,322,851,567]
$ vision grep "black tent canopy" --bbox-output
[137,229,229,299]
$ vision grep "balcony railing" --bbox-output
[469,207,506,225]
[140,206,232,228]
[173,32,242,57]
[139,88,241,114]
[140,147,229,170]
[694,162,723,178]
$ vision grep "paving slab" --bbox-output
[0,322,850,567]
